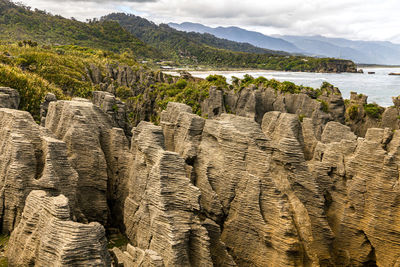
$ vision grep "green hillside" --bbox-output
[0,43,142,120]
[0,0,161,59]
[102,13,357,72]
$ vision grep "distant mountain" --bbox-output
[279,35,400,65]
[169,22,301,53]
[169,21,400,65]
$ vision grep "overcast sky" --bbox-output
[20,0,400,43]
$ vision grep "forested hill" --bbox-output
[102,13,288,56]
[0,0,161,59]
[0,1,358,72]
[102,13,357,72]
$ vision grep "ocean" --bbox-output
[168,68,400,107]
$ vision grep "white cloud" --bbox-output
[19,0,400,43]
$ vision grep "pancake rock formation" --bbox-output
[0,108,80,234]
[44,98,130,226]
[7,190,110,266]
[5,86,400,267]
[0,87,19,109]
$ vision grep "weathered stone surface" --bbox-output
[201,86,226,119]
[92,91,132,137]
[321,121,357,144]
[160,102,205,163]
[111,244,165,267]
[124,121,214,266]
[381,106,400,130]
[310,126,400,266]
[162,104,333,266]
[7,190,110,266]
[45,99,130,225]
[0,87,19,109]
[40,93,57,126]
[0,108,80,233]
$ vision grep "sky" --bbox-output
[19,0,400,43]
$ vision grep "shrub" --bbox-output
[317,99,329,113]
[0,64,65,121]
[347,105,359,120]
[176,79,188,89]
[364,103,384,119]
[116,86,133,100]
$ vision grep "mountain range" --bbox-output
[169,22,400,65]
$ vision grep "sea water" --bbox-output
[169,68,400,107]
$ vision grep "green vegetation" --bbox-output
[107,232,129,249]
[0,234,9,266]
[317,99,329,113]
[347,105,359,120]
[364,103,384,119]
[298,114,306,122]
[0,43,141,121]
[0,1,357,72]
[0,0,160,59]
[102,13,357,72]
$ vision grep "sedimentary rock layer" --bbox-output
[0,87,19,109]
[45,98,130,225]
[7,190,110,266]
[123,121,215,266]
[0,108,79,233]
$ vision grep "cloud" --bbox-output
[19,0,400,43]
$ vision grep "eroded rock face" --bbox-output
[0,87,19,109]
[111,244,164,267]
[7,190,110,266]
[123,121,214,266]
[0,108,80,233]
[159,104,334,266]
[6,95,400,267]
[45,98,130,226]
[92,91,132,137]
[310,126,400,266]
[158,102,400,266]
[40,93,57,126]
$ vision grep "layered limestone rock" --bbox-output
[160,102,400,266]
[111,244,164,267]
[40,93,57,126]
[7,190,110,266]
[45,98,130,225]
[0,108,80,233]
[123,121,215,266]
[92,91,131,137]
[309,124,400,266]
[0,87,19,109]
[202,83,345,140]
[159,103,334,266]
[344,91,400,137]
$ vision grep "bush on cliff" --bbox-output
[364,103,384,119]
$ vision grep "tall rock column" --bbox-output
[45,98,130,226]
